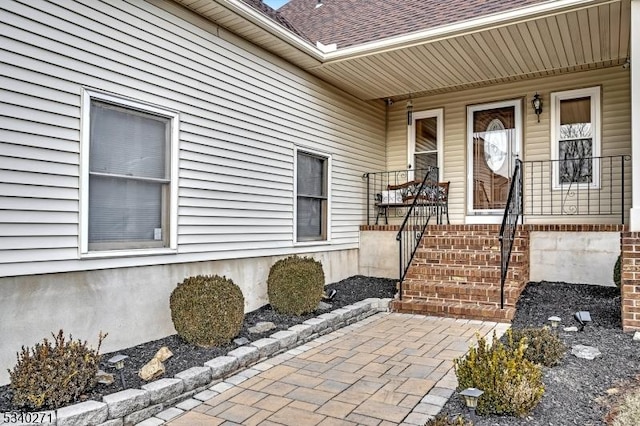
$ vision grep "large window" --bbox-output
[295,148,330,243]
[81,90,178,254]
[551,86,601,188]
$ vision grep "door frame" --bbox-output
[407,108,444,180]
[466,98,522,221]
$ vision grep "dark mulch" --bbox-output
[440,281,639,426]
[0,275,395,412]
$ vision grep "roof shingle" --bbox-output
[279,0,549,49]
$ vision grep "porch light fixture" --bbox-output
[574,311,592,332]
[108,354,129,388]
[407,99,413,125]
[531,92,542,122]
[548,316,561,329]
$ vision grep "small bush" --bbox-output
[425,414,473,425]
[613,388,640,426]
[614,255,621,288]
[9,330,106,410]
[454,330,544,417]
[508,327,565,367]
[170,275,244,347]
[267,255,324,315]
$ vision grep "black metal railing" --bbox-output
[522,155,630,223]
[395,167,439,299]
[363,168,434,225]
[498,159,523,310]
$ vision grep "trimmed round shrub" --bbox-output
[508,327,565,367]
[454,329,544,417]
[267,255,324,315]
[170,275,244,347]
[614,255,621,288]
[9,330,106,410]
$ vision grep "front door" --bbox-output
[466,99,521,219]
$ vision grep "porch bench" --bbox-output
[375,180,450,225]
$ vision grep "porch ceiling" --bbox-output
[172,0,630,101]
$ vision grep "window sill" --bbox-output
[294,240,332,247]
[80,247,177,259]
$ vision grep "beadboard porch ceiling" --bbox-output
[172,0,630,101]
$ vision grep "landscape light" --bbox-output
[108,354,129,388]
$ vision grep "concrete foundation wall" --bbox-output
[529,231,619,286]
[358,230,399,279]
[0,249,357,385]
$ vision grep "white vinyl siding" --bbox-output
[0,0,385,277]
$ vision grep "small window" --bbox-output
[81,90,178,254]
[551,87,601,188]
[295,148,330,243]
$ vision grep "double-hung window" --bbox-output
[295,148,330,243]
[551,86,601,189]
[81,90,178,255]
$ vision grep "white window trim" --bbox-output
[79,89,179,258]
[293,146,332,246]
[550,86,601,190]
[466,98,522,216]
[408,108,444,181]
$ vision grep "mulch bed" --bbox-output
[439,281,640,426]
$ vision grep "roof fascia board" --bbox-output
[217,0,325,60]
[322,0,615,62]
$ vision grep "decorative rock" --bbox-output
[288,324,313,340]
[234,337,250,345]
[227,345,259,367]
[57,400,108,426]
[139,357,165,381]
[141,378,184,404]
[571,344,602,360]
[564,326,579,332]
[155,346,173,362]
[96,370,114,385]
[205,356,239,378]
[270,330,298,349]
[175,366,212,391]
[316,301,332,311]
[633,331,640,342]
[123,403,162,425]
[250,337,280,357]
[248,321,276,334]
[102,389,150,419]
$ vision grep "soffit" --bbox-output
[172,0,630,101]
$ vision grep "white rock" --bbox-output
[633,331,640,342]
[248,321,276,334]
[571,344,602,360]
[563,326,579,332]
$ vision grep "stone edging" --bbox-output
[49,298,392,426]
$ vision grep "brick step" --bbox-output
[391,299,515,322]
[404,265,526,281]
[400,281,520,306]
[411,256,528,269]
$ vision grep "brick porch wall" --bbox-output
[621,232,640,331]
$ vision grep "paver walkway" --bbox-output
[160,313,509,426]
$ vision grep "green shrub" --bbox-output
[614,255,621,288]
[267,255,324,315]
[8,330,106,410]
[425,414,473,425]
[508,327,565,367]
[170,275,245,347]
[454,330,544,417]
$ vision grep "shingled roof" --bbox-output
[279,0,549,49]
[240,0,311,41]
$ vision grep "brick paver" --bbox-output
[165,313,506,425]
